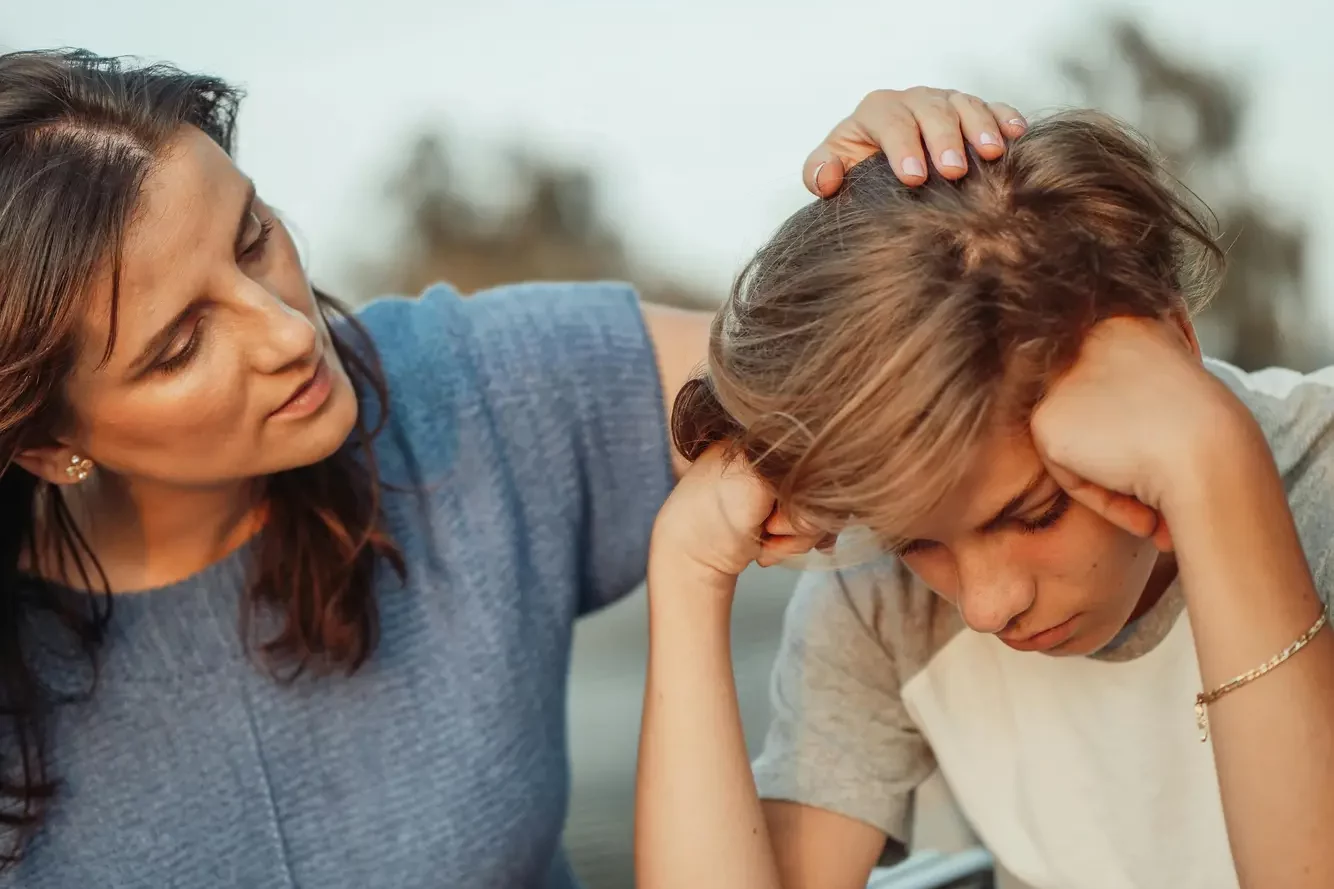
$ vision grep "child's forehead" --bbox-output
[906,427,1049,537]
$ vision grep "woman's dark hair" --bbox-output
[0,49,404,864]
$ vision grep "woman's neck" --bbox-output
[40,473,265,593]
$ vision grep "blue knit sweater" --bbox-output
[7,282,672,889]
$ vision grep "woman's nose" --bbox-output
[245,286,319,374]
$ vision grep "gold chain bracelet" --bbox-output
[1194,607,1328,742]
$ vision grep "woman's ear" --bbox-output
[12,445,94,486]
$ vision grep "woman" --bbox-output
[0,48,1022,888]
[637,111,1333,889]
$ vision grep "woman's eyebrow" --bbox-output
[126,301,199,376]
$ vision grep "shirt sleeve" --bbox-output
[752,565,937,843]
[359,281,674,615]
[1206,360,1333,610]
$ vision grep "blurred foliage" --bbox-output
[359,17,1328,372]
[1063,19,1328,371]
[353,132,710,308]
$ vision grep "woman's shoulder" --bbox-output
[352,279,649,417]
[352,283,469,405]
[347,281,671,619]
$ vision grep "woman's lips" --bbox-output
[270,358,332,419]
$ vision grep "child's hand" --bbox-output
[650,444,824,592]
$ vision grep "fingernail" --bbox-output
[979,132,1001,147]
[902,157,926,179]
[1008,118,1028,130]
[940,149,966,170]
[812,161,827,192]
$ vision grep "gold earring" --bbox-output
[64,454,93,483]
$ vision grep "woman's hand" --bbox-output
[650,444,823,591]
[1031,315,1261,550]
[804,86,1027,195]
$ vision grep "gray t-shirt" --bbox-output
[6,282,673,889]
[753,359,1334,889]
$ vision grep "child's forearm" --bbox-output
[1169,423,1334,889]
[634,558,781,889]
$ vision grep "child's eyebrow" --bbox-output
[976,468,1050,533]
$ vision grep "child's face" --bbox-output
[894,424,1167,656]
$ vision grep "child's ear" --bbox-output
[12,446,94,486]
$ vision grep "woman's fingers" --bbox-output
[803,144,847,197]
[849,91,932,184]
[988,101,1028,140]
[948,91,1007,161]
[902,89,970,178]
[803,87,1025,195]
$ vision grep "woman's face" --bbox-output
[46,126,359,488]
[894,424,1163,656]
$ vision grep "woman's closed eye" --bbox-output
[155,317,206,375]
[145,208,272,379]
[240,213,274,262]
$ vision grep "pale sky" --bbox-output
[5,0,1332,316]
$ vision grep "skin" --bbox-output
[17,127,359,590]
[15,87,1025,592]
[896,412,1169,657]
[637,316,1334,889]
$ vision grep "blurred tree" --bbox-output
[359,19,1330,371]
[353,131,711,309]
[1061,19,1328,371]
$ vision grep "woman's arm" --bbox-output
[1167,410,1333,889]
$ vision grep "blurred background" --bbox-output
[5,2,1332,886]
